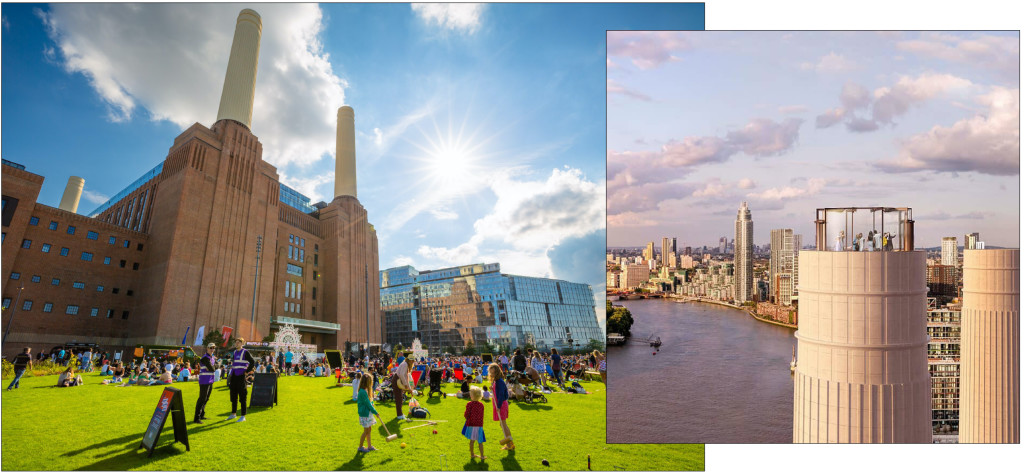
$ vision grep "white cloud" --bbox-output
[40,4,346,168]
[278,170,335,204]
[737,178,756,189]
[877,87,1019,176]
[607,31,691,70]
[80,188,110,205]
[746,178,826,200]
[692,180,728,198]
[415,167,604,280]
[411,3,484,34]
[391,256,416,267]
[896,32,1019,80]
[372,127,383,147]
[429,208,459,220]
[817,73,973,132]
[800,52,855,73]
[607,78,652,101]
[778,105,807,114]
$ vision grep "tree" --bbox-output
[262,333,275,343]
[443,345,456,356]
[203,330,225,348]
[585,338,605,352]
[606,300,634,337]
[462,340,477,356]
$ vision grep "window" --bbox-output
[103,257,111,265]
[81,252,94,261]
[137,243,144,251]
[22,300,33,311]
[314,254,318,266]
[10,272,20,280]
[132,262,139,270]
[288,245,293,259]
[106,309,114,318]
[287,264,303,276]
[60,247,69,256]
[121,310,129,320]
[66,305,79,315]
[31,275,40,283]
[2,298,10,310]
[112,288,119,294]
[90,307,99,317]
[96,285,105,292]
[108,236,116,245]
[289,234,294,244]
[41,244,51,253]
[300,238,305,247]
[67,225,76,235]
[313,271,318,281]
[312,287,317,299]
[299,249,304,261]
[297,283,301,299]
[29,216,39,226]
[315,244,318,252]
[119,260,126,268]
[21,239,31,249]
[123,239,130,248]
[73,281,85,289]
[312,306,316,316]
[87,231,99,240]
[296,303,300,314]
[51,278,60,286]
[48,221,58,230]
[41,302,54,313]
[126,289,134,296]
[1,232,4,243]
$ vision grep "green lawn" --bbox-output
[1,372,703,471]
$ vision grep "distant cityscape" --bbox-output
[607,202,1018,442]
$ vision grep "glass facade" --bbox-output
[279,184,317,214]
[89,162,163,216]
[380,263,602,353]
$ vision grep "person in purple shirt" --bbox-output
[225,339,255,422]
[193,343,217,424]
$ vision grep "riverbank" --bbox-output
[671,296,798,330]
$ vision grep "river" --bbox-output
[607,298,796,444]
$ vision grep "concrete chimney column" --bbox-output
[58,176,85,213]
[215,9,262,129]
[334,106,357,198]
[959,249,1020,443]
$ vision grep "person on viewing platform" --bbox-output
[226,339,255,422]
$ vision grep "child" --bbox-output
[488,363,514,450]
[462,386,486,460]
[356,373,378,453]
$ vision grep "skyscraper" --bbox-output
[733,202,753,303]
[661,237,671,268]
[959,249,1019,443]
[941,237,958,266]
[643,241,655,262]
[670,237,677,256]
[964,232,981,251]
[770,228,795,305]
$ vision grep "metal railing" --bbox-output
[814,207,914,251]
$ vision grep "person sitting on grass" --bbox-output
[151,367,173,385]
[178,363,192,382]
[462,386,487,461]
[488,363,514,450]
[57,367,83,387]
[356,373,379,453]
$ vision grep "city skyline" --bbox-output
[608,31,1019,249]
[1,3,705,328]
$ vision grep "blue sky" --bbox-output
[607,31,1019,249]
[0,3,703,327]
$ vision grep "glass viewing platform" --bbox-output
[814,207,914,252]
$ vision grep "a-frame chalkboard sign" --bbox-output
[139,386,190,457]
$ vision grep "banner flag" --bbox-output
[194,326,206,346]
[181,326,190,345]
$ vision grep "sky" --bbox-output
[608,31,1020,249]
[0,2,703,328]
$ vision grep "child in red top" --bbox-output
[462,386,487,460]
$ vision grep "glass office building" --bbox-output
[380,263,602,353]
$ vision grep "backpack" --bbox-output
[408,406,430,419]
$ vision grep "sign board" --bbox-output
[139,387,189,457]
[134,347,144,358]
[249,372,278,408]
[324,349,343,369]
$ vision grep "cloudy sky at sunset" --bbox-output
[608,31,1019,249]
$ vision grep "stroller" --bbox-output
[375,375,395,403]
[510,379,547,404]
[428,368,446,399]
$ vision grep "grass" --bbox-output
[1,372,703,471]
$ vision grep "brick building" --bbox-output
[1,9,381,355]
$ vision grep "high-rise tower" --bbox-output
[959,248,1019,443]
[941,237,957,266]
[334,106,357,198]
[770,228,795,305]
[734,202,753,303]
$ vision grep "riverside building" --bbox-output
[927,308,961,440]
[1,9,382,354]
[380,263,602,353]
[733,202,753,303]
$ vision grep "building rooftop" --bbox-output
[814,207,914,252]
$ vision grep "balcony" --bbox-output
[814,207,914,252]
